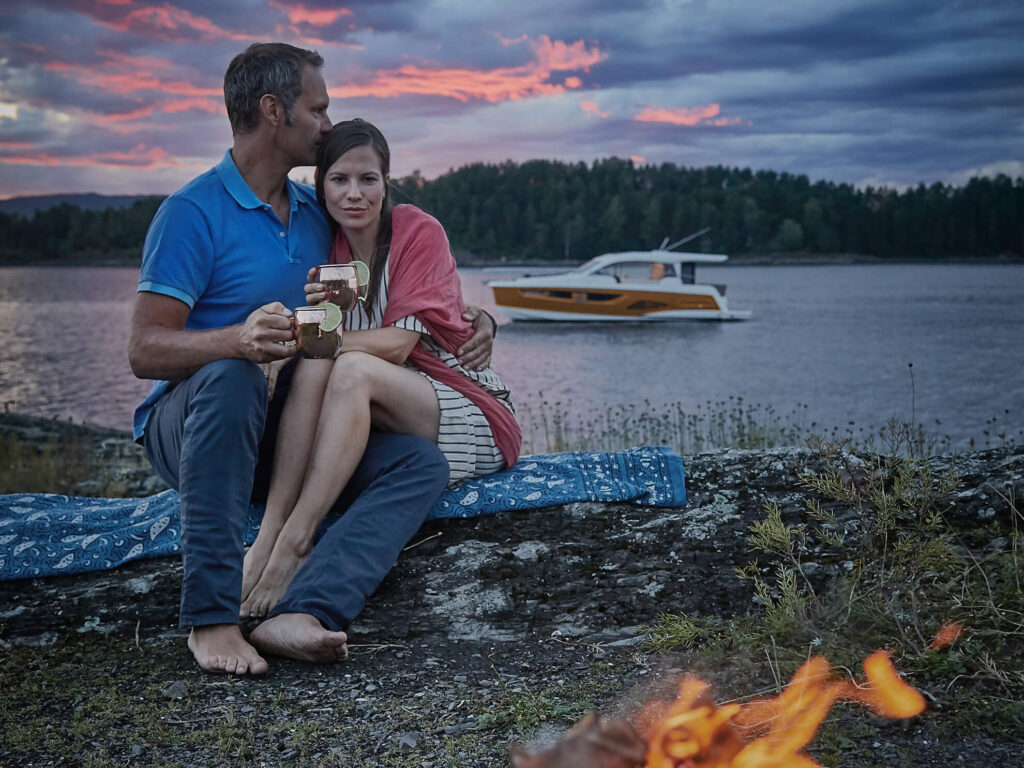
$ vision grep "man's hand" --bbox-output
[238,303,297,363]
[458,305,496,371]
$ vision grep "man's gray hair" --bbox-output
[224,43,324,135]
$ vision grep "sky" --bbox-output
[0,0,1022,199]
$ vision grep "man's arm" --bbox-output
[458,305,497,371]
[128,292,296,381]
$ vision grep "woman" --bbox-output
[241,119,521,617]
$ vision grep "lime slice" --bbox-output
[317,301,343,332]
[350,260,370,286]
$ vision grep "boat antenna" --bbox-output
[658,236,670,249]
[665,227,711,251]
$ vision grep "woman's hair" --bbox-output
[315,118,394,315]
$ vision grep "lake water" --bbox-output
[1,264,1022,452]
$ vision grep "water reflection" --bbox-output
[0,264,1021,451]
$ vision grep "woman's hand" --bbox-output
[458,306,497,370]
[304,266,329,305]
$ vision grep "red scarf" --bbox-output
[330,204,521,468]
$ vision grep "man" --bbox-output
[129,43,495,674]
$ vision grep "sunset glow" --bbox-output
[269,1,353,26]
[88,2,253,42]
[0,1,1018,196]
[581,100,611,119]
[335,36,601,103]
[635,104,725,126]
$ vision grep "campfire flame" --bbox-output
[642,651,925,768]
[512,632,956,768]
[928,622,963,651]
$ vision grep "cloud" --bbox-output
[93,96,222,124]
[635,103,722,126]
[44,60,218,99]
[580,100,611,118]
[268,1,353,26]
[529,35,605,72]
[630,155,645,164]
[334,35,604,103]
[78,1,254,43]
[0,143,181,169]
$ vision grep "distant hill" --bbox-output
[0,193,162,217]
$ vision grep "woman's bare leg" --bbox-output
[242,352,440,617]
[241,358,333,615]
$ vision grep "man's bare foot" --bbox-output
[240,542,308,618]
[187,624,268,675]
[250,613,348,663]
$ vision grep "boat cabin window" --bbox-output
[679,262,695,284]
[595,261,677,282]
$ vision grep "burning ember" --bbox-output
[512,650,926,768]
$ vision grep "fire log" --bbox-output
[509,711,647,768]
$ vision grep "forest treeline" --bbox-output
[2,159,1022,263]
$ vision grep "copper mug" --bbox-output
[294,305,341,359]
[315,264,360,311]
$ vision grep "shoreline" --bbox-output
[1,414,1021,767]
[3,251,1023,269]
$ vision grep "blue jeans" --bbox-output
[143,358,448,630]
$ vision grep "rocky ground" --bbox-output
[1,414,1021,767]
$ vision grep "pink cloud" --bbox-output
[45,61,219,98]
[161,97,222,114]
[564,76,582,89]
[580,100,611,119]
[269,0,352,26]
[335,65,568,102]
[272,24,364,49]
[335,35,605,104]
[633,103,743,128]
[95,106,156,123]
[531,36,605,72]
[496,33,529,47]
[95,49,178,71]
[0,144,180,169]
[70,1,252,43]
[635,103,721,126]
[92,96,222,124]
[630,155,646,164]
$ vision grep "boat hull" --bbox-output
[490,284,749,321]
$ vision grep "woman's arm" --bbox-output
[339,325,420,365]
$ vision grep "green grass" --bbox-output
[517,396,1022,456]
[643,421,1024,741]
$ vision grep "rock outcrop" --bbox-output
[1,413,1020,648]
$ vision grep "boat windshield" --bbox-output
[593,260,678,282]
[571,257,604,273]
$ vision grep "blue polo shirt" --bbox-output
[132,150,331,440]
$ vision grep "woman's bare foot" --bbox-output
[187,624,268,675]
[240,541,309,618]
[240,529,280,612]
[250,613,348,663]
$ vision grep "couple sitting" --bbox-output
[129,43,519,675]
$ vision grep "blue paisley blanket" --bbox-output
[0,446,685,581]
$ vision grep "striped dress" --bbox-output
[345,260,515,484]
